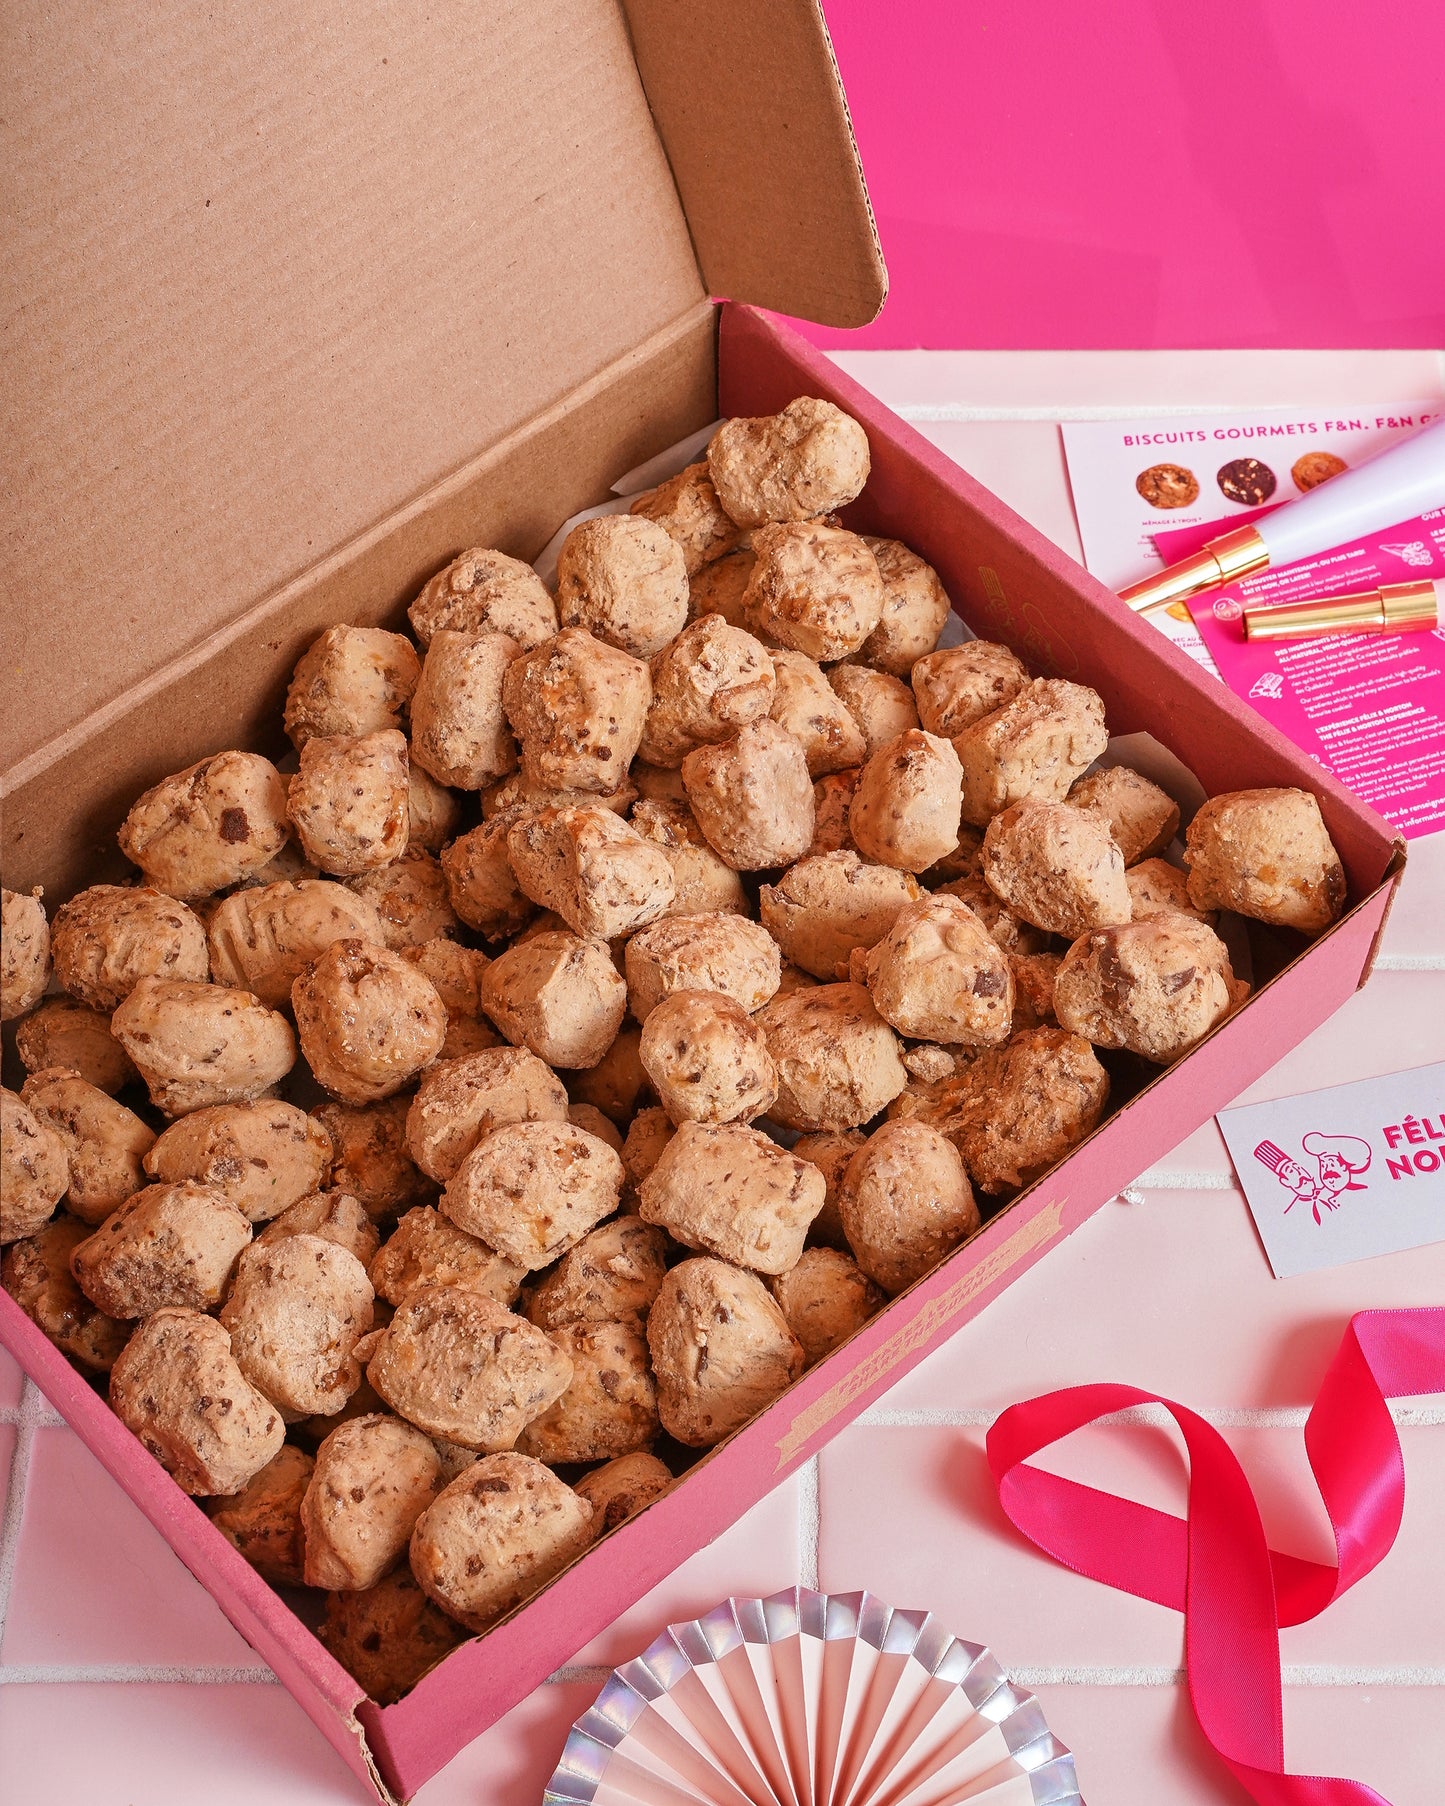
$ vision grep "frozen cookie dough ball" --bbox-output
[759,982,907,1132]
[743,523,884,663]
[208,1444,314,1586]
[526,1218,670,1330]
[639,991,777,1126]
[639,615,775,767]
[809,768,861,856]
[119,751,291,898]
[409,629,521,790]
[760,851,920,981]
[954,679,1109,828]
[861,893,1013,1046]
[317,1568,465,1704]
[20,1069,154,1225]
[110,1307,283,1495]
[557,514,689,660]
[647,1257,803,1447]
[440,814,537,941]
[1010,949,1063,1029]
[849,730,964,873]
[370,1206,524,1309]
[981,802,1131,938]
[770,1246,885,1364]
[409,547,557,650]
[1125,857,1216,926]
[791,1129,865,1251]
[442,1120,622,1270]
[625,912,781,1022]
[682,719,815,872]
[936,871,1047,955]
[851,537,952,675]
[621,1106,675,1207]
[14,997,138,1095]
[480,931,627,1070]
[707,398,870,528]
[409,1453,593,1632]
[948,1027,1110,1194]
[1055,915,1242,1063]
[573,1451,672,1535]
[1065,765,1180,866]
[207,879,385,1007]
[766,650,865,781]
[254,1188,380,1268]
[288,730,410,877]
[71,1180,252,1317]
[911,642,1029,739]
[515,1319,659,1464]
[314,1096,436,1226]
[639,1121,823,1274]
[688,547,757,628]
[293,940,445,1106]
[838,1121,979,1295]
[301,1414,443,1590]
[346,848,459,951]
[368,1286,573,1451]
[1184,787,1345,935]
[503,627,651,794]
[284,625,421,750]
[2,1215,131,1370]
[220,1234,374,1418]
[1,886,50,1020]
[404,1046,568,1184]
[630,461,742,574]
[628,800,749,920]
[144,1098,328,1225]
[507,806,674,940]
[828,664,919,760]
[112,978,296,1116]
[50,886,208,1011]
[407,764,463,853]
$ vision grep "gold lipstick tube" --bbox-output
[1243,578,1440,643]
[1117,525,1270,616]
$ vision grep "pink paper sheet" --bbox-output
[1173,508,1445,838]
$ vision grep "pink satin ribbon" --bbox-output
[986,1308,1445,1803]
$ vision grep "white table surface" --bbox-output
[3,346,1443,1806]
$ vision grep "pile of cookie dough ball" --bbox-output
[1,394,1348,1704]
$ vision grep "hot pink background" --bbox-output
[807,0,1445,350]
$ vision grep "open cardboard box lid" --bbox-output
[3,0,884,773]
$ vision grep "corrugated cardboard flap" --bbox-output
[623,0,886,329]
[1,0,881,771]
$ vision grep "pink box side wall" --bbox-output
[0,302,1402,1804]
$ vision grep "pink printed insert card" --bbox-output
[1217,1062,1445,1278]
[545,1591,1080,1806]
[1171,506,1445,839]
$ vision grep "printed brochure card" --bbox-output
[1172,507,1445,838]
[1060,403,1440,676]
[1217,1063,1445,1278]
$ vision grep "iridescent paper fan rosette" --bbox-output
[545,1589,1080,1806]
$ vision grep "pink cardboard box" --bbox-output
[2,9,1401,1802]
[0,302,1402,1800]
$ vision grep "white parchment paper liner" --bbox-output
[544,1588,1081,1806]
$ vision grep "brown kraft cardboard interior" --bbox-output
[1,0,884,776]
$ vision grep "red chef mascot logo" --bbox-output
[1253,1133,1372,1224]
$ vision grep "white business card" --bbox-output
[1217,1062,1445,1277]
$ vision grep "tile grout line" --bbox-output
[858,1402,1445,1428]
[1009,1663,1445,1688]
[0,1381,52,1649]
[798,1455,820,1593]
